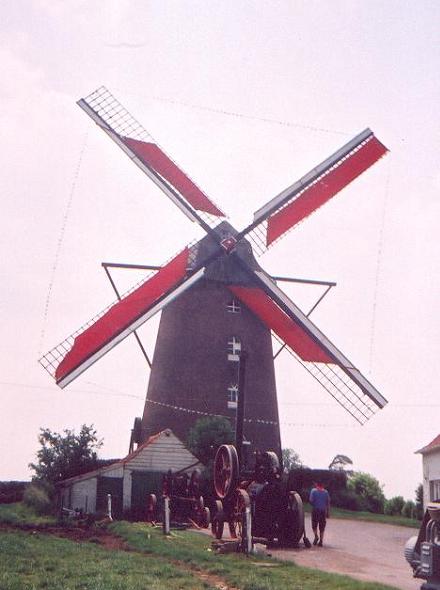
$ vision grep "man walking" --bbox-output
[309,481,330,547]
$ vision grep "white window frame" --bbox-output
[227,384,238,408]
[227,299,241,314]
[227,336,241,361]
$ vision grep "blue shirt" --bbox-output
[309,487,330,511]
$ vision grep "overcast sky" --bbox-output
[1,1,439,500]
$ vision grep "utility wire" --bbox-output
[3,381,438,409]
[151,95,349,136]
[369,158,391,373]
[38,133,88,356]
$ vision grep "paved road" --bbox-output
[271,515,420,590]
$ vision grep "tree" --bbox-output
[329,454,353,473]
[29,424,103,484]
[282,448,303,471]
[402,500,416,519]
[186,416,234,466]
[415,483,424,519]
[384,495,405,516]
[347,471,385,513]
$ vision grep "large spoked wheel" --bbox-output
[214,445,239,500]
[211,500,225,539]
[228,489,251,541]
[280,491,305,547]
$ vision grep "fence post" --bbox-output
[243,505,252,554]
[163,496,170,535]
[107,493,113,521]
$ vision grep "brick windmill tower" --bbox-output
[41,87,388,459]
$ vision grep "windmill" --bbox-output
[40,87,388,460]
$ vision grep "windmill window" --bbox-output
[227,336,241,361]
[227,384,238,408]
[227,299,241,313]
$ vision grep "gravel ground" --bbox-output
[270,514,420,590]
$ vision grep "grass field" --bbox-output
[0,503,404,590]
[0,529,208,590]
[0,502,57,527]
[0,523,400,590]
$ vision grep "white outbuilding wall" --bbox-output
[58,429,201,516]
[422,450,440,506]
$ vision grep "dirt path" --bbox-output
[271,515,419,590]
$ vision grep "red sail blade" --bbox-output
[266,136,387,246]
[54,249,192,386]
[228,285,332,363]
[123,138,224,217]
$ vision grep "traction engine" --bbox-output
[211,443,309,549]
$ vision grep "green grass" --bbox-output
[327,506,420,528]
[110,521,399,590]
[0,503,57,527]
[0,529,213,590]
[0,503,402,590]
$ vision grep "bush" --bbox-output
[347,472,385,514]
[402,500,416,519]
[186,416,234,468]
[331,489,368,511]
[384,496,405,516]
[23,483,53,515]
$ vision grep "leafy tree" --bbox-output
[186,416,234,466]
[282,448,303,471]
[347,471,385,513]
[329,454,353,472]
[384,495,405,516]
[415,483,424,519]
[402,500,416,519]
[29,424,103,484]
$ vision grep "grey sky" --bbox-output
[1,1,439,500]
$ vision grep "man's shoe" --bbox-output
[318,540,323,547]
[313,536,319,545]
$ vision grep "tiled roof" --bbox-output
[118,431,163,465]
[57,429,170,485]
[416,433,440,455]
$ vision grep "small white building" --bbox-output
[58,429,201,518]
[416,433,440,507]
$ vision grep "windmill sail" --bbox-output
[228,268,386,424]
[242,129,388,254]
[78,87,225,230]
[40,248,204,388]
[41,86,389,438]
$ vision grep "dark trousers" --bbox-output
[311,508,327,535]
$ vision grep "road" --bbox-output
[271,515,420,590]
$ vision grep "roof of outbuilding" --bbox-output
[57,429,197,486]
[416,433,440,455]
